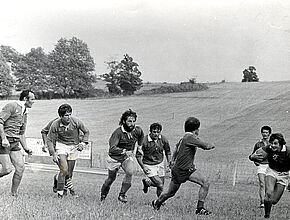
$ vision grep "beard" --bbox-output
[123,123,135,132]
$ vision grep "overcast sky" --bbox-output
[0,0,289,83]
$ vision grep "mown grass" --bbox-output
[1,169,290,220]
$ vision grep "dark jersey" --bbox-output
[108,126,144,162]
[252,139,269,164]
[263,145,290,172]
[136,134,171,165]
[173,132,213,171]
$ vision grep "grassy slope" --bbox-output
[1,81,290,167]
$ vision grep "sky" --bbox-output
[0,0,290,83]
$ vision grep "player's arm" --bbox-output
[77,119,90,144]
[41,119,56,153]
[47,125,58,163]
[251,143,260,166]
[170,139,181,168]
[132,126,144,155]
[75,119,90,151]
[19,114,32,155]
[163,137,172,163]
[135,145,150,174]
[191,137,215,150]
[109,131,126,155]
[0,105,13,147]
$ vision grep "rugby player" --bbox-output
[249,133,290,218]
[250,125,271,208]
[100,109,144,203]
[41,117,84,196]
[0,90,35,196]
[47,104,89,198]
[136,122,171,197]
[152,117,215,215]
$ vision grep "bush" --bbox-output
[137,82,208,95]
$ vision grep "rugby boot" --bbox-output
[142,179,149,193]
[118,194,128,203]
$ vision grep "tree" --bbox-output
[0,52,15,98]
[48,37,96,98]
[101,54,143,95]
[0,45,22,65]
[12,47,50,94]
[242,66,259,82]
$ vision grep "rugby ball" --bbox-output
[252,148,268,162]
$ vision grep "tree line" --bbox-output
[0,37,143,99]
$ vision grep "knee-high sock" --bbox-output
[119,182,131,196]
[11,171,23,194]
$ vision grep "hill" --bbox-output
[1,81,290,170]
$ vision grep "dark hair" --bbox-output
[58,104,72,117]
[150,122,162,132]
[184,117,200,132]
[119,109,137,125]
[261,125,272,134]
[19,90,34,101]
[269,133,286,146]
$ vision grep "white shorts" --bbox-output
[55,142,79,161]
[106,155,134,171]
[257,164,268,175]
[143,163,165,178]
[266,167,290,186]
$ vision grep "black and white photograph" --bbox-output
[0,0,290,219]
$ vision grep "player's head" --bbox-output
[20,90,35,108]
[269,133,286,151]
[119,109,137,132]
[184,117,200,133]
[261,125,271,139]
[149,122,162,140]
[58,104,72,125]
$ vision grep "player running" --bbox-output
[249,133,290,218]
[136,122,171,197]
[152,117,215,215]
[47,104,90,198]
[250,125,271,208]
[100,109,144,203]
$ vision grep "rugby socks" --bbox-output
[11,172,23,196]
[264,200,272,218]
[145,179,154,187]
[66,178,74,191]
[197,200,204,210]
[119,182,131,196]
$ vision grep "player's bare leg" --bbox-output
[10,151,25,196]
[100,168,118,201]
[257,173,266,207]
[152,180,181,210]
[188,171,211,215]
[271,183,285,205]
[118,158,134,203]
[56,154,69,198]
[0,155,12,177]
[264,175,276,218]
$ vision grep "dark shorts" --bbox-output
[171,166,196,184]
[0,137,21,154]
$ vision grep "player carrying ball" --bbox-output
[249,133,290,219]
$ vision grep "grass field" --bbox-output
[1,169,290,220]
[1,81,290,219]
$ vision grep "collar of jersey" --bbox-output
[148,134,161,142]
[16,101,27,115]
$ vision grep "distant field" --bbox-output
[1,81,290,170]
